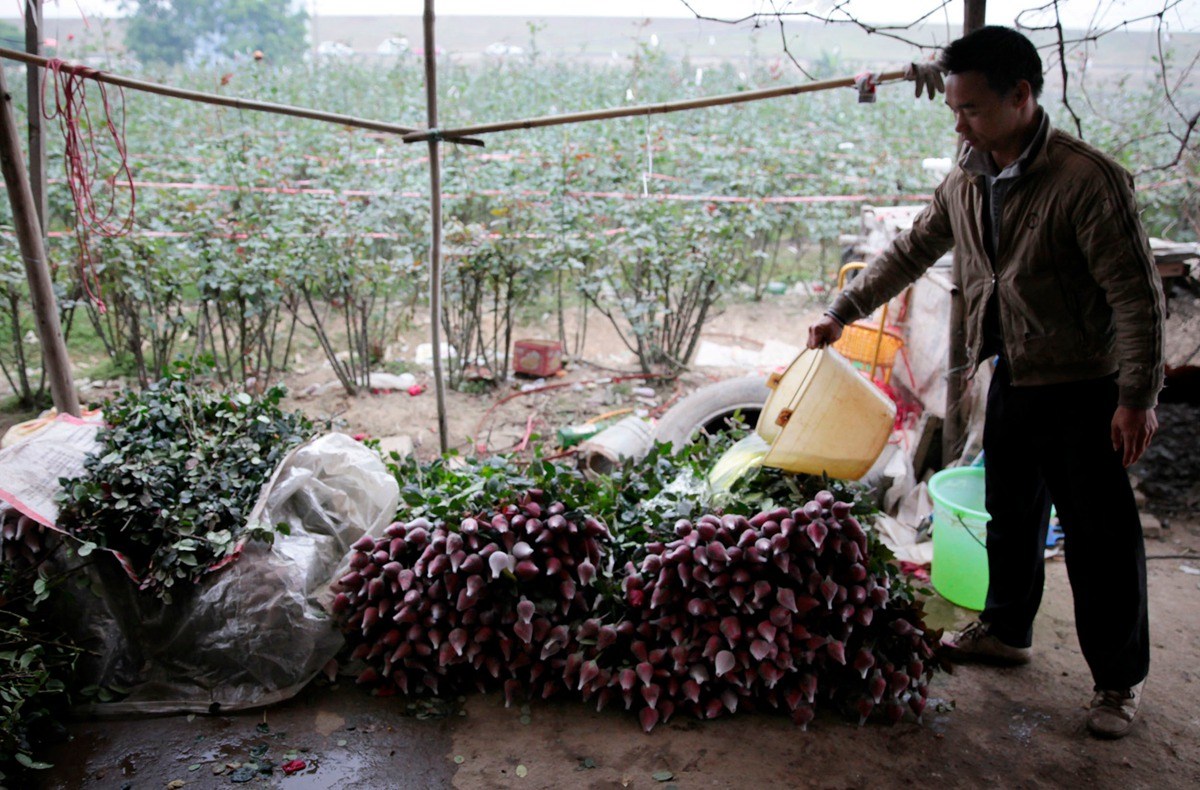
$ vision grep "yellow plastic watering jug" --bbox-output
[755,347,896,480]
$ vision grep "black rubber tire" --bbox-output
[653,375,772,450]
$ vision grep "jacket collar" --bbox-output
[957,108,1053,181]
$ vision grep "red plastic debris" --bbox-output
[898,561,930,583]
[407,384,426,396]
[281,759,306,775]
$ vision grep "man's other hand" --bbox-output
[1111,406,1157,467]
[807,315,845,349]
[904,61,946,100]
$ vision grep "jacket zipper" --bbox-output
[991,177,1024,375]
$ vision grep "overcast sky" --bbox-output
[31,1,1198,30]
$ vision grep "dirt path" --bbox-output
[277,296,820,455]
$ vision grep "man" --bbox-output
[808,26,1164,739]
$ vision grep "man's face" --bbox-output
[944,70,1030,155]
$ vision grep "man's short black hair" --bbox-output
[940,26,1044,99]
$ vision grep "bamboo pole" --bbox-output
[424,0,449,454]
[964,0,988,34]
[0,45,481,145]
[24,1,46,239]
[402,69,907,144]
[0,65,79,416]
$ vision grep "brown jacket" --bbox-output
[829,122,1165,409]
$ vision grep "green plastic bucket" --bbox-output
[928,467,990,611]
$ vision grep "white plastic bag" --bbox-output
[54,433,399,715]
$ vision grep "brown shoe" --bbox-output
[942,620,1032,666]
[1086,681,1144,739]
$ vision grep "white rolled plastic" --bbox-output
[578,415,655,477]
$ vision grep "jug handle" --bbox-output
[773,347,824,426]
[777,348,825,422]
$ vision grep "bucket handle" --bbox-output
[772,347,822,428]
[953,512,989,551]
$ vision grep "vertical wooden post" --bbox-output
[964,0,987,35]
[944,0,987,466]
[0,65,79,416]
[423,0,449,454]
[24,0,46,239]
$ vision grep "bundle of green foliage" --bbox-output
[386,431,877,574]
[56,368,316,601]
[0,562,79,779]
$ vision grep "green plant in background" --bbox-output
[580,200,744,373]
[193,234,294,389]
[439,201,549,388]
[284,195,420,395]
[0,244,46,409]
[0,237,82,409]
[540,143,609,360]
[55,365,317,601]
[84,236,191,386]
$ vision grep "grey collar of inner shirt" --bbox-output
[962,108,1050,181]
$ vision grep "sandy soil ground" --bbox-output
[272,295,821,457]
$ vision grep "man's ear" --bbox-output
[1012,79,1033,108]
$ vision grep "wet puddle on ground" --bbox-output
[34,683,458,789]
[1006,706,1052,746]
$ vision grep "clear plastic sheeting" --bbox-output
[62,433,400,716]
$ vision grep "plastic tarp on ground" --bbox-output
[0,422,398,716]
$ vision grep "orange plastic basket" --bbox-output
[833,261,906,384]
[833,320,904,383]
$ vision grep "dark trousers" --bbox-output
[981,360,1149,690]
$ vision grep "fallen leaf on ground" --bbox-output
[230,765,257,783]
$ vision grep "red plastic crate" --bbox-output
[512,339,563,377]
